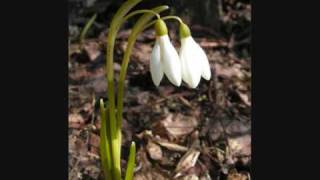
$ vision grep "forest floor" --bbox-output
[68,26,251,180]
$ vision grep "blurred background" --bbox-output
[69,0,251,179]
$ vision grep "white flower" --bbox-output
[150,38,163,86]
[150,35,182,86]
[179,23,211,88]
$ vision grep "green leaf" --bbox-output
[99,99,112,180]
[80,13,97,42]
[116,4,170,158]
[106,1,144,179]
[125,142,136,180]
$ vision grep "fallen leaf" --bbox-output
[227,170,249,180]
[225,121,250,136]
[133,43,152,63]
[174,148,200,178]
[156,140,188,152]
[183,175,199,180]
[208,121,225,141]
[116,29,131,40]
[178,96,193,108]
[236,90,251,106]
[83,41,101,61]
[89,133,100,148]
[227,134,251,157]
[214,63,244,79]
[198,39,228,48]
[69,113,85,129]
[146,140,163,160]
[137,91,150,104]
[134,169,167,180]
[162,113,198,138]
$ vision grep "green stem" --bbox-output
[116,6,169,153]
[143,15,183,30]
[106,0,143,179]
[161,15,183,23]
[123,9,160,21]
[125,142,136,180]
[99,99,112,180]
[80,13,97,43]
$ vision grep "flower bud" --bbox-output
[154,19,168,36]
[179,22,191,38]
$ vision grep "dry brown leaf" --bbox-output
[198,39,228,48]
[156,140,188,152]
[69,134,78,154]
[136,29,155,41]
[83,164,100,179]
[236,90,251,106]
[227,171,249,180]
[146,140,163,161]
[89,133,100,148]
[199,173,212,180]
[69,43,81,55]
[158,86,175,97]
[136,130,153,140]
[133,43,152,63]
[227,134,251,157]
[137,91,150,105]
[214,63,244,79]
[134,169,167,180]
[178,96,193,108]
[162,113,198,138]
[174,148,200,179]
[83,41,101,61]
[69,113,85,129]
[116,29,131,40]
[225,121,250,136]
[82,102,93,114]
[69,67,89,81]
[183,175,199,180]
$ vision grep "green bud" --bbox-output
[179,23,191,38]
[155,19,168,36]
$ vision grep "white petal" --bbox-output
[159,35,182,86]
[179,37,202,88]
[191,38,211,80]
[199,51,211,80]
[150,39,163,86]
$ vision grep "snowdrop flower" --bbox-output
[179,23,211,88]
[150,19,182,87]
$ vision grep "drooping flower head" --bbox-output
[179,23,211,88]
[150,19,182,87]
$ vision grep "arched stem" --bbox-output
[123,9,160,22]
[117,6,169,149]
[116,8,167,135]
[143,15,183,30]
[161,15,183,23]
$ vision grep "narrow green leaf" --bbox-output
[116,4,169,159]
[80,13,97,42]
[106,1,144,180]
[99,99,112,180]
[125,142,136,180]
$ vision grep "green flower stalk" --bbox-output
[117,5,169,152]
[105,1,143,179]
[98,0,211,179]
[100,0,170,180]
